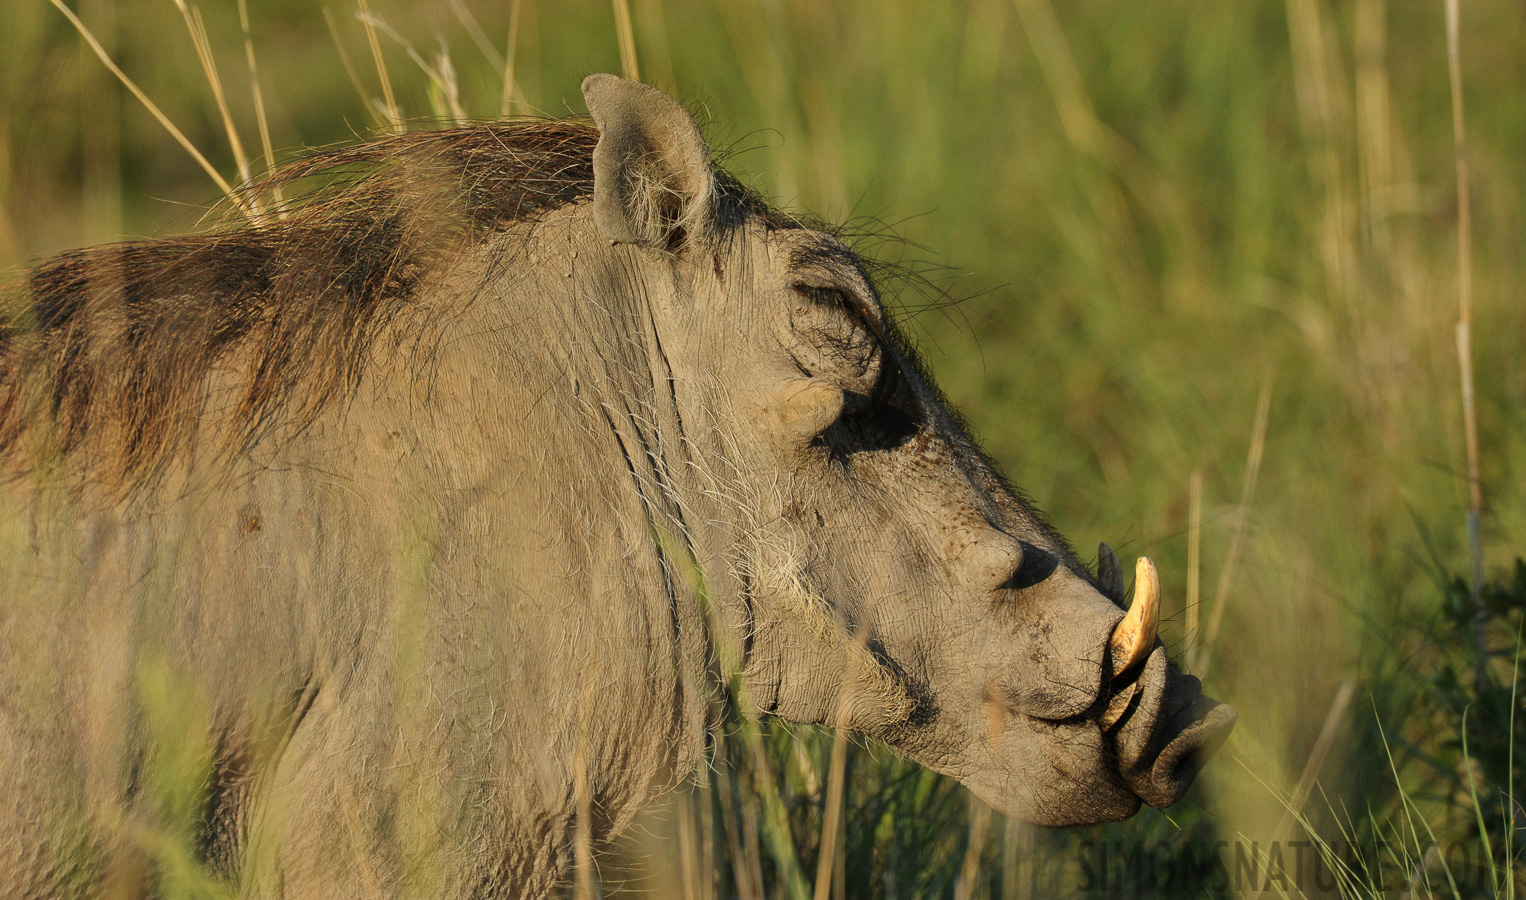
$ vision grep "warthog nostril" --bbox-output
[1134,701,1238,808]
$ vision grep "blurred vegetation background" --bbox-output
[1,0,1522,897]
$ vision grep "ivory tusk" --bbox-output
[1100,680,1140,729]
[1109,556,1160,678]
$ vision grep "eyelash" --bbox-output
[793,283,871,331]
[794,282,847,304]
[786,287,922,456]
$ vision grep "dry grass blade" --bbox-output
[321,6,385,129]
[355,0,401,129]
[810,726,849,900]
[811,646,863,900]
[742,728,811,900]
[812,623,871,900]
[575,672,603,900]
[45,0,247,216]
[500,0,524,117]
[677,792,701,900]
[1010,0,1104,157]
[1252,677,1356,898]
[446,0,504,70]
[236,0,283,213]
[630,0,675,88]
[1001,818,1033,900]
[1193,369,1274,680]
[171,0,253,194]
[612,0,640,82]
[1445,0,1486,686]
[1186,468,1203,652]
[952,796,992,900]
[432,45,466,124]
[356,15,467,125]
[657,527,809,900]
[1284,0,1355,314]
[713,756,763,900]
[0,144,17,263]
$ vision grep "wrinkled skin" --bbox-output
[578,73,1234,829]
[0,76,1233,898]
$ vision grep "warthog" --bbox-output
[0,75,1234,897]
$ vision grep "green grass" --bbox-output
[2,0,1524,896]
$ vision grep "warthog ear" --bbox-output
[581,74,715,249]
[1098,542,1125,602]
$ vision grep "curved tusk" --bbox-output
[1109,556,1160,678]
[1100,680,1140,729]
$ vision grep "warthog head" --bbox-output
[582,75,1235,826]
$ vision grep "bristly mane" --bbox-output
[0,121,602,485]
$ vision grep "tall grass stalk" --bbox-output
[499,0,524,116]
[1194,370,1273,680]
[811,618,871,900]
[1011,0,1104,158]
[356,14,468,124]
[1251,677,1357,900]
[45,0,244,213]
[952,797,991,900]
[575,671,603,900]
[235,0,281,210]
[0,136,15,264]
[611,0,640,82]
[630,0,674,89]
[1000,819,1032,900]
[1186,469,1203,650]
[1445,0,1487,689]
[78,0,122,243]
[356,0,401,129]
[1285,0,1355,319]
[660,529,812,900]
[811,721,850,899]
[446,0,504,71]
[322,7,386,129]
[170,0,253,192]
[677,789,702,900]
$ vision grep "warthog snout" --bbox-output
[1090,552,1236,808]
[1110,647,1239,808]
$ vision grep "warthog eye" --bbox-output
[822,358,920,460]
[792,282,884,337]
[792,282,853,310]
[788,282,882,384]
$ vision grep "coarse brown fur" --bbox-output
[0,122,602,485]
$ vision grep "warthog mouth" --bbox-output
[1110,648,1237,809]
[1091,554,1236,810]
[1129,697,1237,807]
